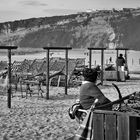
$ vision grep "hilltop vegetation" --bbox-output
[0,8,140,51]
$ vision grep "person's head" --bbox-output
[82,68,98,83]
[119,53,123,57]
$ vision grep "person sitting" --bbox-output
[80,68,111,110]
[68,68,112,123]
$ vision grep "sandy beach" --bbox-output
[0,75,140,140]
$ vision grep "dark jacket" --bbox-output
[80,82,111,110]
[116,57,125,66]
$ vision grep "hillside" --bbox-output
[0,8,140,52]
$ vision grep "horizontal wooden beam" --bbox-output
[0,46,18,49]
[88,47,106,50]
[115,48,129,50]
[43,47,72,50]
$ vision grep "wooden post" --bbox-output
[116,49,119,81]
[20,80,23,98]
[125,49,128,70]
[65,49,68,95]
[89,49,92,68]
[57,75,61,87]
[125,50,127,66]
[0,46,17,108]
[101,49,104,85]
[7,49,12,108]
[46,49,49,99]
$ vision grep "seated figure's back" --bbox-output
[80,68,111,110]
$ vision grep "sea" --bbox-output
[0,49,140,72]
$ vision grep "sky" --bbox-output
[0,0,140,23]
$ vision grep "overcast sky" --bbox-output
[0,0,140,23]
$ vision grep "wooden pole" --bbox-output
[125,50,128,68]
[125,49,129,79]
[101,49,104,85]
[7,49,12,108]
[46,49,49,99]
[116,49,119,81]
[89,49,92,68]
[65,49,68,95]
[0,46,17,108]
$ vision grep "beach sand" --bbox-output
[0,75,140,140]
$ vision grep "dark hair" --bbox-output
[119,54,123,57]
[82,68,98,82]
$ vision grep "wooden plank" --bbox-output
[105,114,117,140]
[103,71,125,81]
[93,113,104,140]
[92,110,139,140]
[23,80,39,84]
[0,46,18,49]
[57,75,61,87]
[43,47,72,50]
[115,48,128,50]
[118,115,129,140]
[137,117,140,130]
[129,116,137,140]
[93,110,139,117]
[88,47,106,50]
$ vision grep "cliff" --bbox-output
[0,8,140,52]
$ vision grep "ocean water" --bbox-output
[0,49,140,72]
